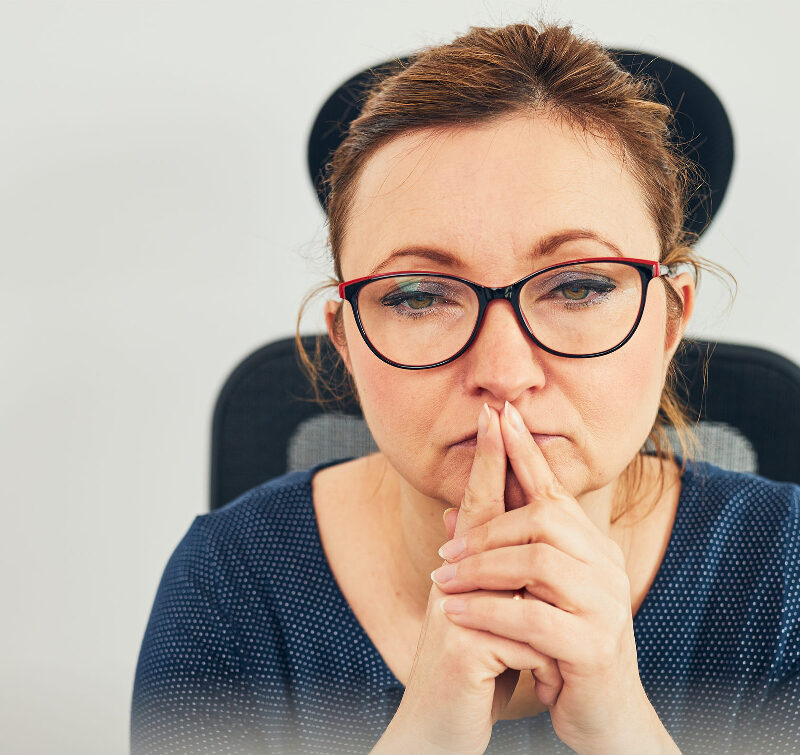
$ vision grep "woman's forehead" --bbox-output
[340,114,659,281]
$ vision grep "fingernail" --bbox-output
[442,507,458,526]
[504,401,526,434]
[477,403,491,438]
[439,597,467,615]
[430,562,457,584]
[438,536,466,561]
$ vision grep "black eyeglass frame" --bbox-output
[338,257,673,370]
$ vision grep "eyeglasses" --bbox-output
[338,257,673,369]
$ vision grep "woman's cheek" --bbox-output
[349,348,431,455]
[353,365,471,504]
[567,340,666,490]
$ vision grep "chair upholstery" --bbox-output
[209,337,800,510]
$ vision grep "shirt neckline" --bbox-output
[301,456,695,691]
[631,459,693,629]
[303,458,405,692]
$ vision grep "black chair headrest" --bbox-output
[307,49,734,239]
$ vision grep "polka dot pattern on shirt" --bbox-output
[131,460,800,754]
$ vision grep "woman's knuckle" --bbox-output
[521,597,544,628]
[597,636,620,669]
[457,555,476,581]
[525,544,542,572]
[537,477,561,499]
[461,483,480,510]
[447,629,472,655]
[524,506,544,534]
[486,492,505,509]
[616,569,631,597]
[610,540,626,567]
[462,485,503,515]
[472,523,490,551]
[472,550,493,576]
[613,597,630,627]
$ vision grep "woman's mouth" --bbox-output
[451,433,561,449]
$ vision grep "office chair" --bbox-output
[210,336,800,510]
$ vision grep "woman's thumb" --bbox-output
[442,507,458,539]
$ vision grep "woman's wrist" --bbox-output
[575,700,680,755]
[371,724,473,755]
[371,729,461,755]
[371,702,487,755]
[635,701,681,755]
[644,712,681,755]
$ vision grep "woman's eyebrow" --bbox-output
[368,248,457,276]
[368,230,623,276]
[535,230,624,258]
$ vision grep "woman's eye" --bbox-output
[405,293,435,309]
[380,290,442,310]
[548,278,615,303]
[560,283,591,300]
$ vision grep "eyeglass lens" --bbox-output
[355,261,644,366]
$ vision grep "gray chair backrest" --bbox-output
[287,414,757,475]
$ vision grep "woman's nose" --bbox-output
[462,299,547,402]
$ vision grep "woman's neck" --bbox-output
[373,452,678,619]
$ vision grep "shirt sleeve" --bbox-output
[130,517,286,754]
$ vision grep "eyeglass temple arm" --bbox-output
[656,262,675,277]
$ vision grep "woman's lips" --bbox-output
[451,433,561,448]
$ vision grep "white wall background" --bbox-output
[1,0,798,752]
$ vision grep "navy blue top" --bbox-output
[131,461,800,754]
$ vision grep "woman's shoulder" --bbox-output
[201,466,316,537]
[676,460,800,580]
[680,459,800,524]
[166,461,354,593]
[140,461,361,647]
[196,458,354,546]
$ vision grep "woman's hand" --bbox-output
[373,405,562,755]
[432,401,676,754]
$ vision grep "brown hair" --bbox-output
[297,22,727,523]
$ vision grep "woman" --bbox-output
[132,23,800,754]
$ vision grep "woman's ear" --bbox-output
[324,299,352,373]
[664,272,696,360]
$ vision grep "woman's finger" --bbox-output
[432,542,614,616]
[442,507,458,540]
[440,591,627,671]
[499,401,593,521]
[434,589,564,708]
[439,499,614,566]
[503,401,563,495]
[482,628,564,708]
[454,404,507,537]
[496,408,631,580]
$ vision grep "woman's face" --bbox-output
[326,113,694,509]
